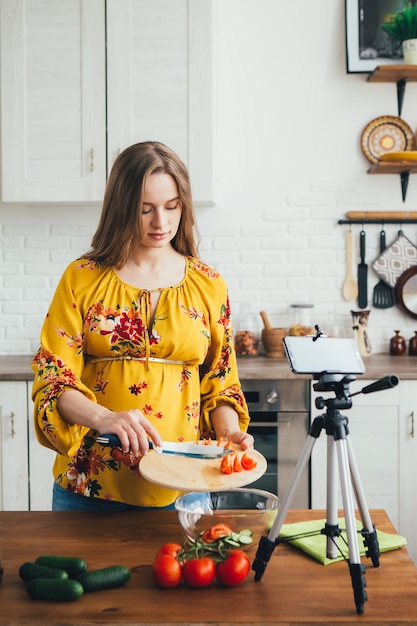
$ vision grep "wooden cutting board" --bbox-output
[139,446,267,492]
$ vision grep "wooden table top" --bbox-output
[0,509,416,625]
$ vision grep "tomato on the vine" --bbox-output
[155,542,182,559]
[182,557,216,588]
[215,549,251,587]
[152,554,182,588]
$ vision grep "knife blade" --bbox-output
[96,434,234,459]
[357,229,368,308]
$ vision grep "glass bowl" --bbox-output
[174,488,279,551]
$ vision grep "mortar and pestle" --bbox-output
[259,311,287,358]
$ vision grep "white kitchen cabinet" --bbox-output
[0,381,54,510]
[0,381,29,510]
[106,0,212,203]
[27,392,55,511]
[397,380,417,567]
[0,0,106,202]
[310,377,417,565]
[0,0,212,204]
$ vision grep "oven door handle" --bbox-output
[249,419,290,427]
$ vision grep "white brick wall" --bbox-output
[2,0,417,359]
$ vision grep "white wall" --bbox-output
[2,0,417,357]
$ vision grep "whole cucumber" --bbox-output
[19,561,68,582]
[77,565,131,592]
[26,578,84,602]
[35,555,87,578]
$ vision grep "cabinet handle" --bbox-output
[90,148,95,173]
[410,411,415,439]
[10,411,15,438]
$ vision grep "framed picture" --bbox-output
[345,0,408,73]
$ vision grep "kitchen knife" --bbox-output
[357,229,368,308]
[96,434,234,459]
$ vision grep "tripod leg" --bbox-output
[336,438,367,614]
[346,436,380,567]
[325,434,339,559]
[252,426,320,582]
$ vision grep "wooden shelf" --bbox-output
[365,65,417,200]
[368,160,417,201]
[367,64,417,83]
[368,161,417,174]
[367,64,417,117]
[338,210,417,225]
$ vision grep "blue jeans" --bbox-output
[52,482,175,511]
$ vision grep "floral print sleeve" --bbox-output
[191,261,249,436]
[31,261,97,456]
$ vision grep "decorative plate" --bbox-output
[379,151,417,162]
[360,116,415,164]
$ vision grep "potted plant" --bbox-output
[382,2,417,64]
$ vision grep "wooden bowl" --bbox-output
[261,328,287,357]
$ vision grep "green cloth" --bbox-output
[279,517,407,565]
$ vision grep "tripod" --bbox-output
[252,372,399,614]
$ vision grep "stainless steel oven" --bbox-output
[242,378,310,508]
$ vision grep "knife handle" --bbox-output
[97,433,154,449]
[380,229,386,253]
[360,230,366,262]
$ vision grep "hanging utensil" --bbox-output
[372,229,396,309]
[357,229,368,308]
[342,227,358,301]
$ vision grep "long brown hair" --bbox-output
[85,142,200,268]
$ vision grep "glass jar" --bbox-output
[234,308,259,356]
[289,304,315,336]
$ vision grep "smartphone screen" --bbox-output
[283,336,365,375]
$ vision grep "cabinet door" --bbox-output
[0,381,29,510]
[27,388,55,510]
[106,0,213,204]
[310,379,400,529]
[398,380,417,565]
[0,0,106,202]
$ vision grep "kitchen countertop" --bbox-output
[0,509,416,625]
[1,353,417,381]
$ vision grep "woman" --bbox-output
[31,141,252,511]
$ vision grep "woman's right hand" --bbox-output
[57,389,162,457]
[98,409,163,457]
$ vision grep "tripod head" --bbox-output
[313,373,399,413]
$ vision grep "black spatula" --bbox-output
[357,229,368,308]
[373,230,396,309]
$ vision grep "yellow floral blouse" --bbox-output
[31,256,249,507]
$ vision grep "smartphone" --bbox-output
[283,336,365,375]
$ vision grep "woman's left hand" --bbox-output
[228,430,254,450]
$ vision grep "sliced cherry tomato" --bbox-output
[215,549,251,587]
[241,452,258,471]
[151,554,182,588]
[233,453,242,472]
[208,523,233,540]
[201,529,216,543]
[155,542,182,559]
[220,454,233,474]
[182,557,216,588]
[201,523,233,543]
